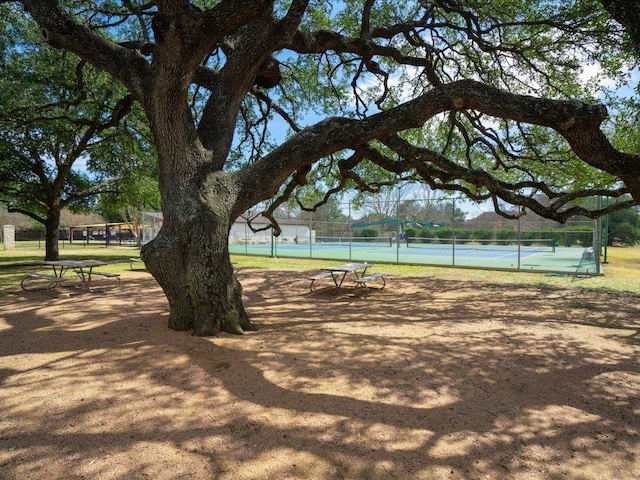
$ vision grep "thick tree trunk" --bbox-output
[44,209,61,261]
[138,30,261,335]
[141,217,254,336]
[140,174,254,336]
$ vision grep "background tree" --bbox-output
[97,135,160,246]
[293,196,348,239]
[607,205,640,245]
[355,184,414,221]
[0,14,151,260]
[5,0,640,335]
[59,210,106,234]
[0,205,35,232]
[397,198,467,226]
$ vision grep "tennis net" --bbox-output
[405,237,556,252]
[313,236,396,247]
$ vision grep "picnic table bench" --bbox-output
[129,257,144,270]
[90,271,122,287]
[308,271,335,292]
[20,272,68,291]
[354,272,386,294]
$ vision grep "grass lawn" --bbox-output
[1,242,639,295]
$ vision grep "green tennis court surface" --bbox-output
[229,240,599,275]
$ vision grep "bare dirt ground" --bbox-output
[1,268,639,480]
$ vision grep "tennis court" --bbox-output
[229,237,599,275]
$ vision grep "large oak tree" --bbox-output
[3,0,640,335]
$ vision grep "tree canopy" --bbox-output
[0,11,157,259]
[2,0,640,334]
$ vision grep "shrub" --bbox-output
[470,227,494,244]
[496,228,517,243]
[404,227,418,238]
[354,227,379,238]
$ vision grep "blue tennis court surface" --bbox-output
[229,241,599,275]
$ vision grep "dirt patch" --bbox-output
[1,268,639,479]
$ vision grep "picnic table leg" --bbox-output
[309,278,323,293]
[355,266,370,279]
[52,265,70,287]
[351,267,370,291]
[331,271,349,294]
[86,268,93,292]
[73,267,93,292]
[84,267,96,292]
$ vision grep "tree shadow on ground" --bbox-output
[0,269,638,479]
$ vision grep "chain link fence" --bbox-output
[229,198,600,274]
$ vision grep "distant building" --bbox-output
[229,216,314,244]
[137,212,313,245]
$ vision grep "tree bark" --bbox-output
[601,0,640,56]
[44,207,61,261]
[140,170,255,336]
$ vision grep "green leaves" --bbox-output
[0,5,158,244]
[4,0,640,229]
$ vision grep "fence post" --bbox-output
[517,210,522,270]
[594,218,601,273]
[348,202,353,260]
[600,196,609,264]
[451,199,456,266]
[396,191,400,263]
[309,211,313,258]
